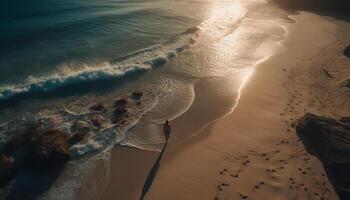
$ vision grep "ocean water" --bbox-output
[0,0,209,100]
[0,0,293,199]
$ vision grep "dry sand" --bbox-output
[101,12,350,200]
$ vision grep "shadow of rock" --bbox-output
[296,113,350,200]
[344,46,350,58]
[0,125,71,199]
[270,0,350,21]
[6,167,64,200]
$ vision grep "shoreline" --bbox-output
[101,11,350,200]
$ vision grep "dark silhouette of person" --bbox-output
[139,121,171,200]
[163,120,171,142]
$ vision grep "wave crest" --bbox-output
[0,30,199,102]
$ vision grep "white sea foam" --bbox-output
[0,32,198,102]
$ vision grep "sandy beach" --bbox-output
[101,12,350,200]
[1,0,350,199]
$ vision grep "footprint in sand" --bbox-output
[231,169,243,178]
[303,157,310,162]
[231,174,239,178]
[243,160,251,165]
[219,168,228,175]
[221,183,230,187]
[239,194,248,200]
[216,185,222,192]
[251,181,266,193]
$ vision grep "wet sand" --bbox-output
[101,12,350,200]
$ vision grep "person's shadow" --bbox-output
[139,140,168,200]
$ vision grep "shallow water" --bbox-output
[0,0,292,199]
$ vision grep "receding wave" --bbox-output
[0,32,198,102]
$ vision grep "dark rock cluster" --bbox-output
[0,92,143,187]
[131,92,143,100]
[0,91,144,188]
[0,125,70,186]
[89,102,106,112]
[26,129,70,170]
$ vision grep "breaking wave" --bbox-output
[0,29,199,102]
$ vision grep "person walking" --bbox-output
[139,120,172,200]
[163,120,171,143]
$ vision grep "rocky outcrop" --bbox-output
[296,113,350,199]
[71,121,90,134]
[89,102,105,112]
[1,136,24,156]
[0,155,15,187]
[26,129,70,170]
[131,92,143,100]
[89,116,103,128]
[0,90,147,188]
[68,121,91,145]
[114,98,128,107]
[111,108,128,125]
